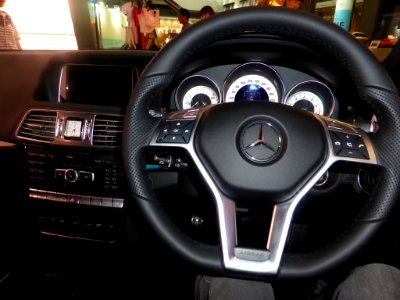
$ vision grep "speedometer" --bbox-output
[223,62,284,103]
[224,74,279,103]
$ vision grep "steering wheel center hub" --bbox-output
[195,102,327,203]
[239,120,283,164]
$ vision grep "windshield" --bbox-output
[0,0,398,52]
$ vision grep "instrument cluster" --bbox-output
[174,62,337,117]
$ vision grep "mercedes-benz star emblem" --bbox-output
[239,121,282,164]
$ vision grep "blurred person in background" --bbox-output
[264,0,284,6]
[120,1,138,50]
[285,0,302,9]
[178,8,191,32]
[0,0,21,49]
[144,28,167,51]
[257,0,271,6]
[199,5,215,20]
[257,0,301,8]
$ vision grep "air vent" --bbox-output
[25,149,49,184]
[93,115,124,147]
[17,110,57,142]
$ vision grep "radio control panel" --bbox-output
[25,145,127,208]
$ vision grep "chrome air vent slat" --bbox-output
[93,115,124,148]
[17,110,57,142]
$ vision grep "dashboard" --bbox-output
[0,34,376,252]
[173,62,338,117]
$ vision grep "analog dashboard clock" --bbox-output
[64,118,83,140]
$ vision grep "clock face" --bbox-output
[64,119,82,139]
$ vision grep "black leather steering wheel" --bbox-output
[123,6,400,279]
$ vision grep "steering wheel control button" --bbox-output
[174,157,188,170]
[336,131,361,149]
[190,215,204,226]
[330,130,369,159]
[240,122,282,165]
[329,132,342,154]
[356,139,369,159]
[162,134,186,143]
[153,154,173,168]
[151,154,188,170]
[156,120,194,144]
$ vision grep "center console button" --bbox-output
[65,169,78,182]
[78,171,95,182]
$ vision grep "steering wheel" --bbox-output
[123,7,400,279]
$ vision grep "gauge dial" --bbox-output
[182,85,219,109]
[223,62,283,104]
[284,80,336,117]
[224,74,279,103]
[285,91,324,115]
[175,75,221,110]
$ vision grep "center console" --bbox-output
[15,108,130,244]
[12,62,141,245]
[25,143,128,243]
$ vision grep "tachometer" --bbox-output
[175,75,221,110]
[182,85,218,109]
[223,62,284,103]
